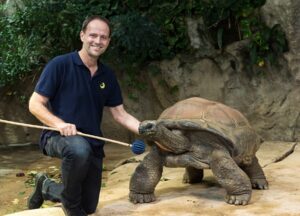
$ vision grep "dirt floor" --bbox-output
[0,143,133,215]
[2,141,300,216]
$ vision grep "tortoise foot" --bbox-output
[225,193,251,205]
[251,178,269,190]
[129,191,156,204]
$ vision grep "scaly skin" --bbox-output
[139,121,191,154]
[130,120,268,205]
[129,146,163,204]
[210,149,252,205]
[241,156,269,190]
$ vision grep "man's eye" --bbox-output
[100,35,108,40]
[89,34,109,40]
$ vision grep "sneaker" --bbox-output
[62,205,87,216]
[27,172,48,209]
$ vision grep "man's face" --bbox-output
[80,19,111,58]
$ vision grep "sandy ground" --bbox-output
[3,141,300,216]
[0,143,133,215]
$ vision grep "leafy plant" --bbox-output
[108,12,165,70]
[198,0,287,67]
[0,1,83,87]
[0,0,288,88]
[0,0,193,87]
[241,21,288,66]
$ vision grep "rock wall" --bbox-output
[143,50,299,142]
[136,0,300,141]
[0,0,299,146]
[0,80,41,146]
[261,0,300,83]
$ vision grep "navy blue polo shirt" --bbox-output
[34,51,123,157]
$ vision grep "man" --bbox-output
[27,15,142,216]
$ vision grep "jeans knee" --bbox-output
[63,136,92,162]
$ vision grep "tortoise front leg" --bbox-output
[242,156,268,190]
[210,149,252,205]
[129,146,163,204]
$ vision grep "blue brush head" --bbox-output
[131,139,146,154]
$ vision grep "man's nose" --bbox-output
[95,35,108,44]
[95,37,102,44]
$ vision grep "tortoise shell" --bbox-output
[157,97,262,163]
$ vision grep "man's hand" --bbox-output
[55,122,77,136]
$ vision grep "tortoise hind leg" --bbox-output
[242,156,268,190]
[211,149,252,205]
[183,167,204,184]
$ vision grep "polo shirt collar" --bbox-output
[72,51,85,66]
[72,51,103,67]
[71,51,105,77]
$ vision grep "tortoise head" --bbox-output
[139,120,187,153]
[139,120,159,137]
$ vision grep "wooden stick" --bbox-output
[0,119,131,147]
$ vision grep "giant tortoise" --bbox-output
[129,97,268,205]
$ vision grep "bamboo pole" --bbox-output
[0,119,131,147]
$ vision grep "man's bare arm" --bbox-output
[108,104,140,134]
[28,92,77,136]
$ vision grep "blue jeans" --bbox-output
[43,135,103,214]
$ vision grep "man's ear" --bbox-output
[79,31,84,42]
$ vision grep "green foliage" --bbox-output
[0,0,84,87]
[199,0,287,67]
[108,12,165,70]
[0,0,194,87]
[0,0,288,87]
[199,0,266,28]
[241,21,287,66]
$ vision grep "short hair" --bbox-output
[81,15,111,36]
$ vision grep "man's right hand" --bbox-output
[55,122,77,136]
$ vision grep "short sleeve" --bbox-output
[34,58,61,99]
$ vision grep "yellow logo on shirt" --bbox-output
[99,82,105,89]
